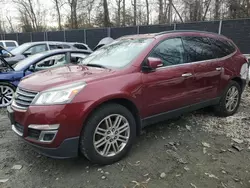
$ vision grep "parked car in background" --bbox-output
[93,37,114,51]
[4,41,92,66]
[244,54,250,86]
[0,40,19,51]
[0,49,91,107]
[8,30,248,165]
[0,45,14,58]
[68,42,92,51]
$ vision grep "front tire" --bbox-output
[80,103,136,165]
[214,81,241,117]
[0,82,15,108]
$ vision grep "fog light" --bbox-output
[39,130,58,143]
[43,133,56,141]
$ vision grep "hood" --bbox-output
[93,37,114,51]
[19,65,115,91]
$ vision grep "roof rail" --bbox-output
[156,30,220,36]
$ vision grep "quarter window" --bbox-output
[182,36,216,62]
[209,38,236,58]
[49,44,63,50]
[149,38,185,67]
[73,44,88,50]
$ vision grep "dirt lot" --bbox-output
[0,89,250,188]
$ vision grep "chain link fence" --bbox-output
[1,19,250,53]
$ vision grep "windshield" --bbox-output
[10,43,32,55]
[80,38,154,69]
[13,52,46,71]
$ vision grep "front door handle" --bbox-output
[216,67,223,71]
[182,73,193,77]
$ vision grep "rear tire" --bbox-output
[0,82,15,108]
[79,103,136,165]
[214,81,241,117]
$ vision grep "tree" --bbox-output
[132,0,137,25]
[122,0,126,26]
[13,0,46,32]
[145,0,149,25]
[158,0,164,24]
[202,0,212,21]
[214,0,221,20]
[103,0,111,27]
[115,0,122,26]
[86,0,95,26]
[52,0,64,30]
[6,16,15,33]
[67,0,78,29]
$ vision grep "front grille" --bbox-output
[28,128,41,140]
[14,88,38,109]
[14,123,24,134]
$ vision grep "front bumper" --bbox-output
[24,136,79,159]
[7,102,91,158]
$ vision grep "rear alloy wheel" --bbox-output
[225,86,239,112]
[80,103,136,165]
[214,81,241,117]
[0,83,15,107]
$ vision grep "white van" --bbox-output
[0,40,19,51]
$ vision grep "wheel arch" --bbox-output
[82,95,142,136]
[0,80,16,88]
[231,77,244,92]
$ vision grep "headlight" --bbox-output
[32,82,86,105]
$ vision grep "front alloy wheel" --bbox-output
[93,114,130,157]
[80,103,136,165]
[0,84,15,107]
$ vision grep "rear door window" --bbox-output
[182,36,216,63]
[25,44,48,55]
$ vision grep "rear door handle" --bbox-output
[216,67,223,71]
[182,73,193,77]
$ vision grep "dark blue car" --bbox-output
[0,49,91,107]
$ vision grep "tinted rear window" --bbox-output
[182,36,216,62]
[209,38,236,58]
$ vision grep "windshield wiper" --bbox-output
[85,64,107,69]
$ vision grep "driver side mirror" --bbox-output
[142,57,163,72]
[23,52,32,57]
[28,64,35,72]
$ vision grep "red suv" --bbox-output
[7,31,249,165]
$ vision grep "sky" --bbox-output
[1,0,58,30]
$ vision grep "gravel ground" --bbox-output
[0,88,250,188]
